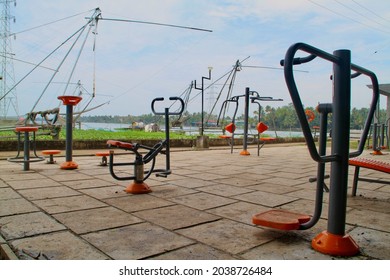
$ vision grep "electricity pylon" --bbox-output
[0,0,18,119]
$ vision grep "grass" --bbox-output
[0,128,201,141]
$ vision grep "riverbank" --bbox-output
[0,137,306,152]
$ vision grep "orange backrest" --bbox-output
[225,122,236,133]
[257,122,268,133]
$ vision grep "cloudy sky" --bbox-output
[6,0,390,117]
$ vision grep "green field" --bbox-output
[0,128,205,141]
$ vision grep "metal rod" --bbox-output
[242,87,250,152]
[65,104,73,162]
[327,49,351,236]
[23,131,30,171]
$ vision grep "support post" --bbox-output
[58,95,82,170]
[312,49,359,256]
[240,87,251,155]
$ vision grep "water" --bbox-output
[79,122,304,138]
[79,122,129,131]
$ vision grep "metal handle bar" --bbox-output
[282,42,379,163]
[250,96,284,102]
[151,96,185,116]
[217,98,239,126]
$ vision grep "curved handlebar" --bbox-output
[217,98,239,126]
[280,54,317,66]
[283,42,379,163]
[151,96,185,116]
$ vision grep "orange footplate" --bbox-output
[252,209,310,230]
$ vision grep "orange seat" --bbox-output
[349,157,390,196]
[349,158,390,173]
[219,135,232,139]
[95,151,110,166]
[42,150,61,164]
[107,140,134,150]
[260,137,276,142]
[15,126,39,132]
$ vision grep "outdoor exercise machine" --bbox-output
[252,43,379,256]
[7,126,45,171]
[106,97,184,194]
[217,87,282,155]
[250,93,283,156]
[368,122,388,155]
[58,95,83,170]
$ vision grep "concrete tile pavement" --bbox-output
[0,144,389,260]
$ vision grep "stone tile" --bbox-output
[176,219,278,255]
[204,167,248,176]
[247,183,302,194]
[49,173,92,182]
[279,199,331,219]
[240,234,335,260]
[0,198,39,217]
[78,185,129,199]
[88,174,127,185]
[0,212,66,240]
[170,178,209,188]
[6,178,61,190]
[0,173,46,181]
[233,191,299,207]
[78,167,112,176]
[82,223,194,259]
[211,177,259,187]
[134,205,220,230]
[0,188,21,200]
[207,201,270,225]
[147,243,238,260]
[33,195,107,214]
[18,186,80,200]
[347,209,390,232]
[350,227,390,259]
[186,172,229,180]
[0,181,8,188]
[149,184,198,199]
[169,193,236,210]
[351,188,390,200]
[348,195,390,213]
[286,187,331,204]
[53,207,142,234]
[197,184,253,197]
[63,178,115,189]
[261,176,308,187]
[11,231,108,260]
[104,195,174,212]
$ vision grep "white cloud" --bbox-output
[3,0,389,118]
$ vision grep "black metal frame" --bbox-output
[281,42,379,234]
[108,97,184,183]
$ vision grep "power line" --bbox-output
[352,0,390,24]
[8,9,95,38]
[307,0,390,35]
[334,0,389,30]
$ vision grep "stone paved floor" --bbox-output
[0,144,389,260]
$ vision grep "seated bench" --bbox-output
[349,157,390,196]
[42,150,61,164]
[7,126,45,170]
[95,151,110,166]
